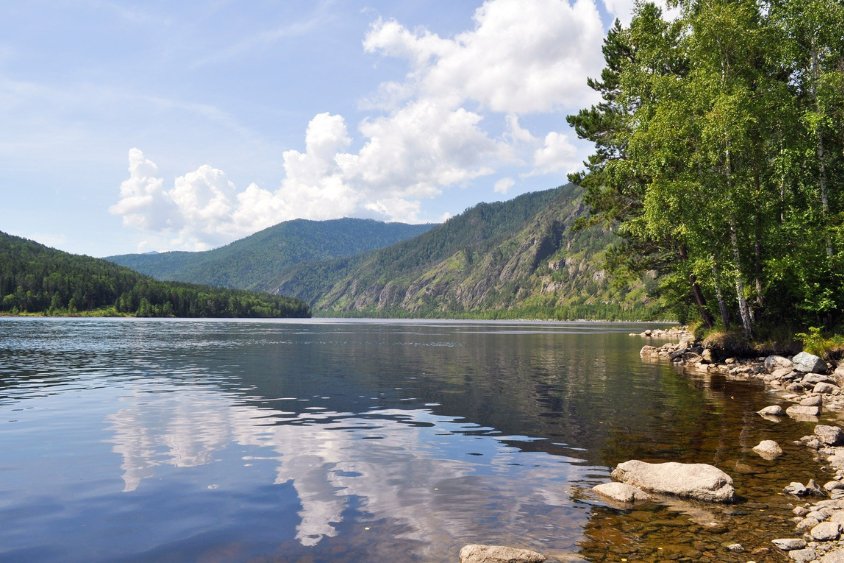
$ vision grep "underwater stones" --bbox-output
[592,482,649,503]
[611,460,735,503]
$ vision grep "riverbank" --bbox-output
[641,330,844,562]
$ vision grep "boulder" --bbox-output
[787,405,821,418]
[758,405,785,416]
[810,521,842,541]
[804,373,835,385]
[784,481,823,497]
[611,460,735,502]
[772,538,807,551]
[592,482,649,503]
[789,548,818,563]
[753,440,783,459]
[815,382,839,394]
[793,351,827,373]
[765,355,794,373]
[459,545,546,563]
[772,367,796,380]
[816,425,844,446]
[800,395,823,407]
[820,551,844,563]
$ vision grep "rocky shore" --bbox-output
[640,330,844,562]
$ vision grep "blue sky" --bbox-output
[1,0,635,256]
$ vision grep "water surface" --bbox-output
[0,319,827,561]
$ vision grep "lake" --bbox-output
[0,318,827,561]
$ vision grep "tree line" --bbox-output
[569,0,844,337]
[0,231,310,318]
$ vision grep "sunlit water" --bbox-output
[0,319,831,561]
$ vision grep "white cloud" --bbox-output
[531,131,580,175]
[113,0,610,250]
[364,0,604,113]
[494,177,515,194]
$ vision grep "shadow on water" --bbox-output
[0,319,827,561]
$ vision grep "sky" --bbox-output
[0,0,638,257]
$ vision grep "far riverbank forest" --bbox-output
[0,231,310,318]
[569,0,844,346]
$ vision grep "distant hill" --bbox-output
[0,231,309,318]
[274,185,662,320]
[108,218,435,291]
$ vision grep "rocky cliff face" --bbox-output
[276,185,658,319]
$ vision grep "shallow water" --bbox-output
[0,318,828,561]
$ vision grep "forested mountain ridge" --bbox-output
[274,185,662,319]
[0,231,309,318]
[108,218,434,291]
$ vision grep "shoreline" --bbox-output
[640,330,844,562]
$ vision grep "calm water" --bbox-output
[0,319,831,561]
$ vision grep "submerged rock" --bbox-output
[611,460,735,502]
[459,545,546,563]
[592,482,649,503]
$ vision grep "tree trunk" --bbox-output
[711,260,730,328]
[678,245,715,328]
[729,221,753,338]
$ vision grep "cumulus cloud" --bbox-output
[364,0,604,113]
[113,0,609,250]
[531,131,580,176]
[494,177,515,194]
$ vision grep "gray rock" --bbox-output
[794,351,827,373]
[702,349,713,363]
[611,460,735,502]
[787,405,821,417]
[789,547,817,562]
[772,367,797,379]
[785,482,823,497]
[766,355,794,372]
[753,440,783,459]
[830,510,844,523]
[825,481,844,492]
[804,373,835,384]
[816,425,844,446]
[772,538,807,551]
[459,545,546,563]
[815,382,839,394]
[592,482,649,503]
[801,395,824,407]
[820,550,844,562]
[811,521,842,541]
[758,405,785,416]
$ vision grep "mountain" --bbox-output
[0,231,309,318]
[274,185,662,320]
[107,218,435,291]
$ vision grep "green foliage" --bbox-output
[108,218,434,292]
[796,327,844,359]
[0,231,310,318]
[568,0,844,335]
